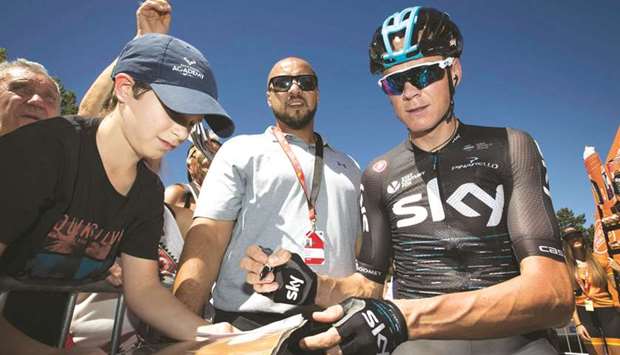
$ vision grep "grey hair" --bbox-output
[0,58,61,95]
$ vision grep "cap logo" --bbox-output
[172,58,205,80]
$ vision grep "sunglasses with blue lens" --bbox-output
[378,57,455,96]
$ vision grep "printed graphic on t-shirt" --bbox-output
[28,214,125,280]
[158,243,178,287]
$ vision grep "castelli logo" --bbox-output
[373,160,387,173]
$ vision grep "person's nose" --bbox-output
[26,92,49,109]
[171,121,190,142]
[289,80,303,95]
[401,81,421,100]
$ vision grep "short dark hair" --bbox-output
[108,80,152,111]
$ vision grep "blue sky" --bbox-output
[3,0,619,225]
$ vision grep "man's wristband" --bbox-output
[575,323,583,328]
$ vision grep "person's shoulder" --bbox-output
[504,126,535,141]
[0,116,90,151]
[2,116,70,137]
[223,131,269,147]
[62,115,102,131]
[215,131,273,162]
[324,144,361,172]
[362,140,409,177]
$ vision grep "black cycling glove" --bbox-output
[267,252,317,306]
[333,298,408,355]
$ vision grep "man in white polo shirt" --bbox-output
[173,56,361,330]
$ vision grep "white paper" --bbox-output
[238,292,297,313]
[195,313,305,342]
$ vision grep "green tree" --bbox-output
[556,208,587,232]
[54,77,78,115]
[0,48,78,115]
[556,207,594,244]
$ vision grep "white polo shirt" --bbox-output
[195,126,361,312]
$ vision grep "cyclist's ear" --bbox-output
[452,58,463,87]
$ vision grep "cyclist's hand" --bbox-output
[241,245,289,292]
[241,246,317,305]
[300,298,408,355]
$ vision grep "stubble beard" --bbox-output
[272,105,317,130]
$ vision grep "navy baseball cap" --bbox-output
[112,33,234,138]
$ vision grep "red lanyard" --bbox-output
[272,126,324,228]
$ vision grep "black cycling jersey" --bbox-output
[356,122,563,299]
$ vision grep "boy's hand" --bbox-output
[105,262,122,287]
[136,0,171,37]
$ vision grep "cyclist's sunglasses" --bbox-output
[269,75,318,92]
[378,57,454,96]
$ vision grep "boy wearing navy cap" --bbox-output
[0,33,235,353]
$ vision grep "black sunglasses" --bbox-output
[269,75,318,92]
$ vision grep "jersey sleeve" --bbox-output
[0,120,65,246]
[506,128,564,262]
[355,163,393,284]
[194,137,246,220]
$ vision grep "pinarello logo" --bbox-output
[373,160,387,173]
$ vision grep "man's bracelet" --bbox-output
[575,323,583,328]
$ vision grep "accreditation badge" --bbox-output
[584,299,595,312]
[304,230,325,265]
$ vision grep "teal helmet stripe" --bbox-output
[380,7,423,68]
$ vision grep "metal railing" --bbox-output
[0,275,126,355]
[556,322,588,355]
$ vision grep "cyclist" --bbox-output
[242,6,573,354]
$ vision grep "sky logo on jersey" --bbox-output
[392,177,504,227]
[360,184,369,232]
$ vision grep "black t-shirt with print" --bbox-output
[0,116,164,344]
[0,116,163,281]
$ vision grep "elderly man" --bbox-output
[0,58,61,136]
[174,57,361,330]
